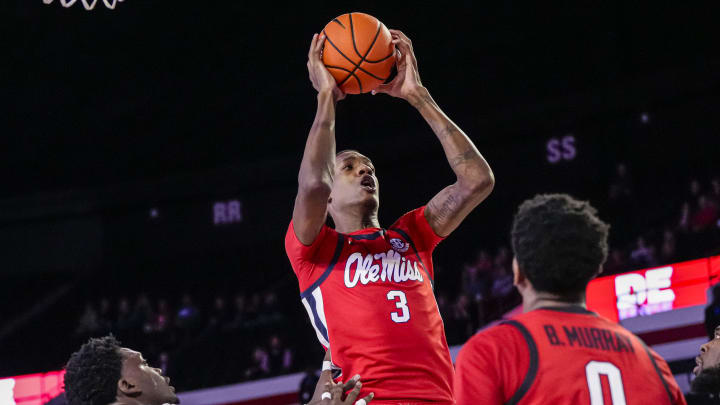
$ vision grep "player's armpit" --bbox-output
[424,180,492,238]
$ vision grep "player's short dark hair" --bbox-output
[511,194,609,300]
[64,335,123,405]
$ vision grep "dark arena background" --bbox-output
[2,1,720,404]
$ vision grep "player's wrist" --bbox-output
[407,86,432,109]
[317,89,334,99]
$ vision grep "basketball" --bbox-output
[322,12,396,94]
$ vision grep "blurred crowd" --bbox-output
[70,163,720,390]
[442,165,720,346]
[74,291,294,388]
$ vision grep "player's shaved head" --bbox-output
[511,194,609,300]
[336,150,374,169]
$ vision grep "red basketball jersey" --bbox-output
[454,306,686,405]
[285,207,455,404]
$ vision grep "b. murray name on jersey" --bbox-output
[344,250,424,288]
[543,324,635,354]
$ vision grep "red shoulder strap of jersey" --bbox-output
[501,320,539,405]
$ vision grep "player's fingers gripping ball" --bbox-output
[322,12,396,94]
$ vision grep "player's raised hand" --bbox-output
[307,33,345,102]
[372,30,425,105]
[310,377,374,405]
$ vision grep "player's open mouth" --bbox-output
[361,176,376,193]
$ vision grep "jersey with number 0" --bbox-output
[285,206,454,404]
[454,306,686,405]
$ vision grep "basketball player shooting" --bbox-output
[285,30,494,404]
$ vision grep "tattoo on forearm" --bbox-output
[438,124,460,139]
[450,147,479,168]
[410,93,435,110]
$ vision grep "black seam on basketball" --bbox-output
[365,50,395,64]
[349,13,364,59]
[338,21,383,88]
[365,23,395,63]
[323,26,386,88]
[324,30,388,80]
[332,18,345,29]
[325,66,362,92]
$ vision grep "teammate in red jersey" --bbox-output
[286,30,494,404]
[454,194,686,405]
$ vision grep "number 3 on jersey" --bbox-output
[387,290,410,323]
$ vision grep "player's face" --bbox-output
[330,151,379,211]
[694,327,720,376]
[119,348,179,405]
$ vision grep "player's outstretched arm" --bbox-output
[374,30,494,238]
[294,34,346,246]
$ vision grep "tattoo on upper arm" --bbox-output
[429,191,459,225]
[450,147,479,168]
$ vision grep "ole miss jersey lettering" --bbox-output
[285,207,454,404]
[454,306,686,405]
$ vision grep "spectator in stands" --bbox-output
[267,334,293,375]
[660,229,678,264]
[64,335,178,405]
[690,179,702,202]
[603,248,628,275]
[244,346,269,380]
[462,261,488,301]
[206,296,228,331]
[245,293,261,323]
[154,299,171,332]
[132,294,154,334]
[608,163,633,201]
[630,236,657,268]
[116,298,133,332]
[98,298,113,335]
[692,195,719,232]
[75,303,100,336]
[227,293,246,329]
[710,178,720,207]
[157,351,171,377]
[679,201,693,232]
[176,294,200,330]
[299,363,321,405]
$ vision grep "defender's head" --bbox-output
[64,335,179,405]
[511,194,610,302]
[692,326,720,395]
[329,150,379,220]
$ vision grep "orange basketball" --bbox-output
[322,12,396,94]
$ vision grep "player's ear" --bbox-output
[118,377,142,398]
[512,257,524,286]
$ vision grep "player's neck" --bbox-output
[109,398,148,405]
[522,291,586,313]
[333,210,380,233]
